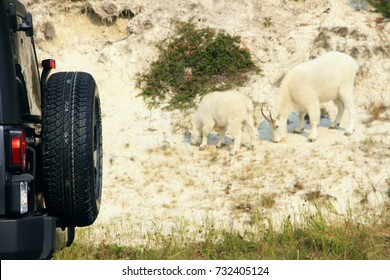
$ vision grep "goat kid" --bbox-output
[191,90,257,155]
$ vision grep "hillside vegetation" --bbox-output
[23,0,390,259]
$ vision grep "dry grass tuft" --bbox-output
[363,101,389,125]
[260,193,277,209]
[304,190,336,203]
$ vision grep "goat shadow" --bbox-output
[257,111,336,142]
[184,112,336,145]
[183,131,234,146]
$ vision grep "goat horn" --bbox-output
[269,111,275,124]
[261,106,273,124]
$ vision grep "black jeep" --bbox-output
[0,0,103,259]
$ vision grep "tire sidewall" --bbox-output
[42,72,102,227]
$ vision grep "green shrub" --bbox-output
[367,0,390,17]
[136,21,260,110]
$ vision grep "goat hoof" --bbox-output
[199,146,205,151]
[344,132,352,137]
[293,129,304,134]
[272,137,282,143]
[308,138,316,143]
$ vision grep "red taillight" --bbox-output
[8,130,27,172]
[49,59,56,69]
[41,58,56,69]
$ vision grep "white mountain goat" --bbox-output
[262,51,359,142]
[191,90,257,155]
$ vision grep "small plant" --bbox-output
[136,21,260,110]
[292,177,305,193]
[305,190,322,201]
[147,140,173,156]
[364,101,389,124]
[260,193,276,209]
[235,202,253,212]
[358,136,388,160]
[263,17,272,28]
[304,190,335,203]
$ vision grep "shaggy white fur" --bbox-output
[191,90,257,155]
[264,51,359,142]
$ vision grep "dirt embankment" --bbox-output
[24,0,389,245]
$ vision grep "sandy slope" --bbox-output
[24,0,389,245]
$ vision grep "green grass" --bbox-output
[136,21,260,110]
[54,204,390,260]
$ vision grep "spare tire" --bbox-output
[42,72,102,227]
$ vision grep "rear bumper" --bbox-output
[0,215,73,259]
